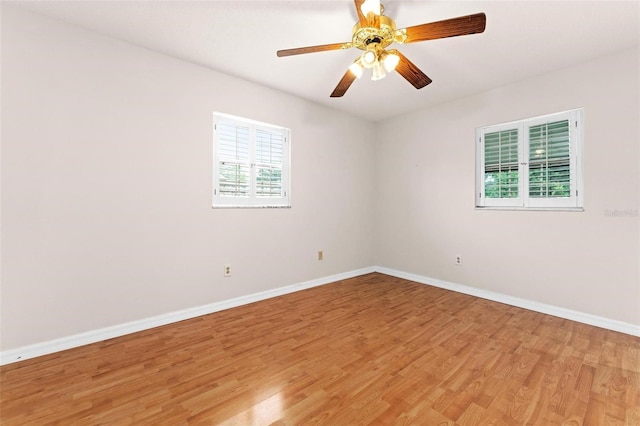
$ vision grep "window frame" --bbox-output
[213,113,291,209]
[476,109,584,211]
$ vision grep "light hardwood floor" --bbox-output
[1,273,639,425]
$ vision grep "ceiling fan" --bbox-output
[277,0,486,97]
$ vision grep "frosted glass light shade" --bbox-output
[382,51,400,72]
[362,51,377,67]
[349,62,364,78]
[371,61,386,81]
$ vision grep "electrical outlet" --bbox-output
[455,255,463,266]
[224,264,231,277]
[318,250,323,261]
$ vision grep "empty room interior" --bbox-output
[1,0,639,424]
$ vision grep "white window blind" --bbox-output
[476,109,583,210]
[213,113,290,208]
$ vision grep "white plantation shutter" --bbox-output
[255,129,285,198]
[213,113,290,207]
[525,111,580,208]
[476,109,583,209]
[483,128,520,204]
[529,121,571,199]
[217,123,250,198]
[477,123,522,207]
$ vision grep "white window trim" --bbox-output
[476,109,584,211]
[213,113,291,209]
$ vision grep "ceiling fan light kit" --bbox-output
[277,1,486,97]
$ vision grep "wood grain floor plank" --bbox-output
[2,273,640,425]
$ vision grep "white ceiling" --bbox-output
[8,0,640,122]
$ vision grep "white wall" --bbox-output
[374,48,640,326]
[0,6,376,350]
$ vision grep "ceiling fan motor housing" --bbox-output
[352,15,405,52]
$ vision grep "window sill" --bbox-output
[212,205,292,209]
[475,206,584,212]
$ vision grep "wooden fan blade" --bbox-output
[370,14,380,29]
[395,51,432,89]
[330,68,358,97]
[403,13,486,44]
[354,0,380,28]
[354,0,368,27]
[277,42,351,57]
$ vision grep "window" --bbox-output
[213,113,290,208]
[476,109,583,209]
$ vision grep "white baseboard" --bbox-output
[3,265,637,365]
[375,266,640,337]
[0,267,376,366]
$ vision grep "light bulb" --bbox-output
[360,0,381,16]
[382,51,400,72]
[362,50,377,67]
[349,62,363,78]
[371,61,386,81]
